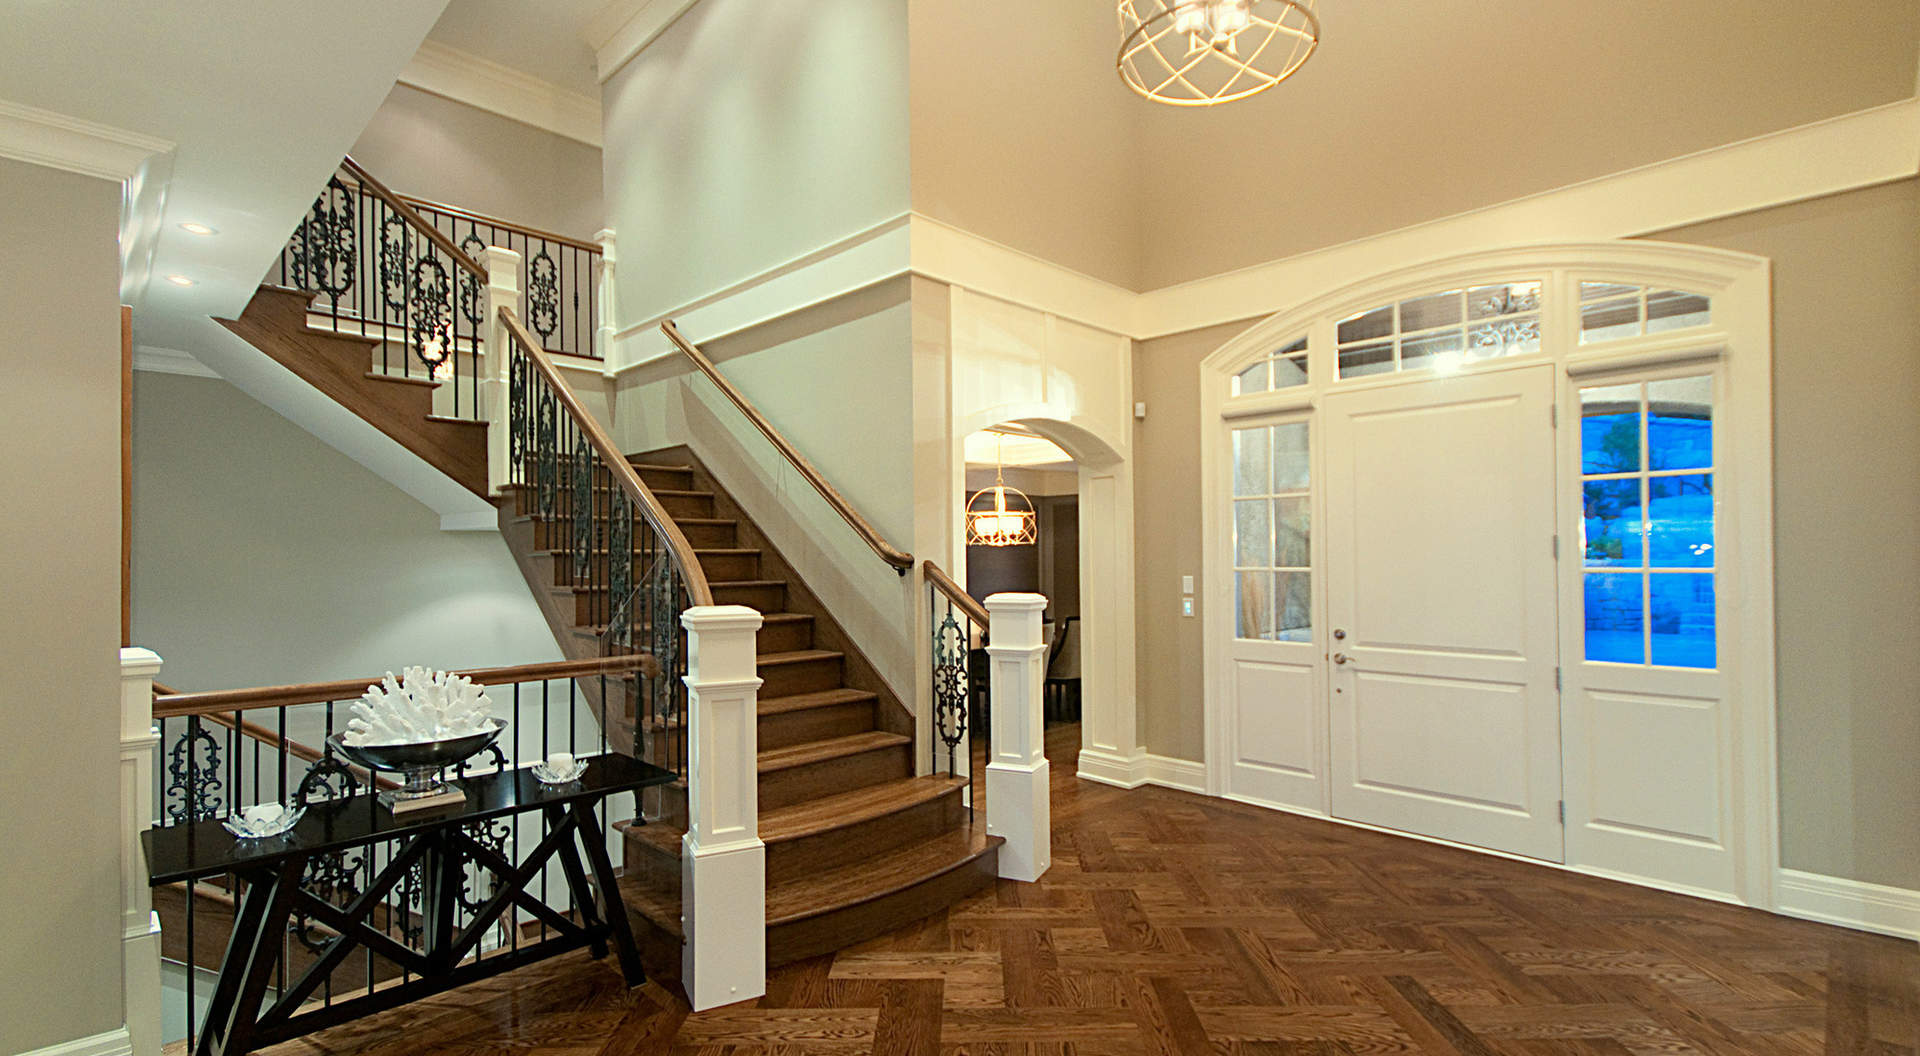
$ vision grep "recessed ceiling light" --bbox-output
[165,275,196,287]
[178,222,217,235]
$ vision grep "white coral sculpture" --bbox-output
[343,667,499,747]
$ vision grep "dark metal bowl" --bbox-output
[326,719,508,775]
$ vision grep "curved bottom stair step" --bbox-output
[615,822,1001,969]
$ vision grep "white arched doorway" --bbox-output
[1197,242,1777,907]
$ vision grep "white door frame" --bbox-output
[1197,241,1777,909]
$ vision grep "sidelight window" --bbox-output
[1232,421,1312,641]
[1579,375,1716,667]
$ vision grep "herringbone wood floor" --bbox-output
[252,725,1916,1056]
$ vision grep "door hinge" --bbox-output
[1551,404,1559,427]
[1558,800,1566,823]
[1552,534,1560,559]
[1554,666,1562,690]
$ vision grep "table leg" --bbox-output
[546,805,608,960]
[572,802,647,987]
[197,859,301,1056]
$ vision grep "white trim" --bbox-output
[589,0,705,83]
[1074,750,1207,794]
[0,98,172,182]
[909,213,1139,340]
[438,511,500,532]
[1775,869,1920,940]
[17,1028,133,1056]
[399,40,601,148]
[131,344,218,379]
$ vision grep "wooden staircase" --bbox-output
[221,282,999,976]
[498,447,999,967]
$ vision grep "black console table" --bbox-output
[144,753,675,1056]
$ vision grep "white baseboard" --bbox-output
[1774,869,1920,941]
[1074,749,1206,794]
[20,1027,133,1056]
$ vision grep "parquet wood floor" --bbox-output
[249,725,1917,1056]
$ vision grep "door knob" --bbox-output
[1333,652,1351,665]
[1333,628,1346,640]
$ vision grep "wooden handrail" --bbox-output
[660,320,914,573]
[501,306,715,608]
[338,156,486,280]
[395,192,601,254]
[924,560,989,627]
[151,683,399,788]
[153,654,659,719]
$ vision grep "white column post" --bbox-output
[481,246,523,496]
[680,604,766,1011]
[984,593,1051,881]
[594,229,618,372]
[120,647,164,1056]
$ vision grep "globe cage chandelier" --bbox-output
[1117,0,1321,107]
[965,434,1039,548]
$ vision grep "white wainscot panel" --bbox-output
[1047,314,1126,443]
[954,289,1046,414]
[1234,659,1316,776]
[1352,672,1530,810]
[1585,689,1722,844]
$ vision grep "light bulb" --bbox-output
[1213,0,1251,34]
[1173,3,1207,33]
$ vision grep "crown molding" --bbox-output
[588,0,703,83]
[398,40,601,148]
[0,98,172,182]
[132,344,219,379]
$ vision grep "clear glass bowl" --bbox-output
[532,758,589,785]
[223,804,305,839]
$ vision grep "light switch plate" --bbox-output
[1181,575,1194,594]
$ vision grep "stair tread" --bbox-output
[362,371,438,388]
[758,730,909,773]
[758,686,875,715]
[423,414,486,427]
[627,461,694,472]
[694,548,761,556]
[765,825,997,926]
[624,776,965,854]
[757,649,841,668]
[712,579,786,589]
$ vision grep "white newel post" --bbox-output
[594,229,618,368]
[680,605,766,1010]
[984,593,1052,881]
[481,246,523,496]
[120,647,164,1056]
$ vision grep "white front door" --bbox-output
[1323,365,1564,861]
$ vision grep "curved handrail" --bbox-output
[923,559,989,627]
[395,191,601,254]
[152,654,660,719]
[660,320,914,574]
[338,155,486,279]
[503,306,715,607]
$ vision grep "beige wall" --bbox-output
[602,0,910,325]
[1128,182,1920,889]
[131,372,562,693]
[0,158,126,1053]
[1647,181,1920,888]
[908,0,1142,289]
[349,83,604,242]
[1132,318,1258,762]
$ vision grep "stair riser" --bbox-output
[759,700,874,752]
[699,552,761,581]
[767,842,999,967]
[659,493,715,519]
[714,582,786,611]
[757,618,814,654]
[765,791,968,884]
[759,743,913,812]
[759,656,843,697]
[678,521,738,548]
[633,467,694,491]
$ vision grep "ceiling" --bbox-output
[965,430,1074,470]
[426,0,607,96]
[0,1,449,351]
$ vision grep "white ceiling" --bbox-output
[427,0,609,96]
[965,430,1074,470]
[0,1,449,351]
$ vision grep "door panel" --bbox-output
[1325,366,1563,861]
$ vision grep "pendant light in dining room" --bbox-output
[966,433,1038,548]
[1117,0,1320,107]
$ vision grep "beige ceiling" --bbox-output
[428,0,606,95]
[913,0,1920,292]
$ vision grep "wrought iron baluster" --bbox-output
[932,602,970,779]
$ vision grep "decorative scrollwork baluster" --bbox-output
[610,498,634,645]
[289,177,356,299]
[573,437,593,582]
[536,383,558,516]
[509,353,528,466]
[457,233,487,327]
[931,607,969,777]
[294,848,365,953]
[164,718,224,825]
[410,257,455,376]
[379,213,411,314]
[528,250,559,341]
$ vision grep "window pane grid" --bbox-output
[1579,281,1712,344]
[1231,422,1311,642]
[1230,336,1308,396]
[1336,281,1540,379]
[1579,376,1716,668]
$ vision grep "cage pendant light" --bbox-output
[1117,0,1320,107]
[966,436,1038,547]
